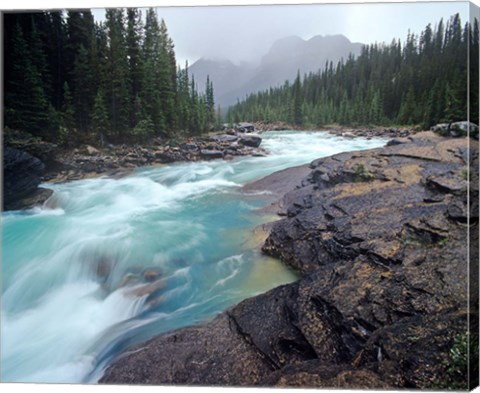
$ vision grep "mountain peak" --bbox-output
[190,34,364,107]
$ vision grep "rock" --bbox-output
[85,145,100,155]
[200,149,224,159]
[180,142,198,151]
[3,146,49,210]
[210,134,238,143]
[4,129,58,164]
[239,134,262,148]
[154,151,176,163]
[100,131,477,389]
[236,122,255,133]
[431,121,479,139]
[143,269,161,282]
[386,138,409,146]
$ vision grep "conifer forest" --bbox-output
[4,8,217,146]
[227,14,479,129]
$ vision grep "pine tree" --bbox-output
[105,8,130,140]
[92,88,109,146]
[60,81,75,144]
[126,8,144,128]
[5,22,53,136]
[292,71,303,125]
[205,75,215,128]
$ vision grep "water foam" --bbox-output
[2,130,386,383]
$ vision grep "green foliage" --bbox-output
[434,332,479,390]
[354,163,373,181]
[132,117,155,141]
[92,88,109,144]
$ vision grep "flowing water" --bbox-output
[1,131,385,383]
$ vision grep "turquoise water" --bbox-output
[1,131,385,383]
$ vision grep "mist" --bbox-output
[156,2,469,66]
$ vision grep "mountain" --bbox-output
[189,34,363,108]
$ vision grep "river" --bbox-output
[1,130,385,383]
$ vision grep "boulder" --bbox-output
[210,134,238,143]
[236,122,255,133]
[238,134,262,148]
[3,146,51,210]
[200,149,224,159]
[431,121,479,139]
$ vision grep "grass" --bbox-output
[354,163,374,182]
[433,332,479,390]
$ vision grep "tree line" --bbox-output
[227,14,479,129]
[4,8,216,146]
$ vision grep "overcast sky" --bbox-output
[4,1,476,66]
[155,2,472,66]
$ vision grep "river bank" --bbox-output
[2,130,387,383]
[100,131,478,389]
[4,125,419,211]
[3,129,266,211]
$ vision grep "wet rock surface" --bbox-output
[100,132,478,388]
[46,134,266,183]
[3,146,53,210]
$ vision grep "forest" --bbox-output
[227,14,479,130]
[4,11,479,147]
[4,8,216,145]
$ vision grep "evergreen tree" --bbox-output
[126,8,144,128]
[92,88,109,146]
[105,8,130,139]
[5,22,53,136]
[205,75,216,127]
[60,81,75,145]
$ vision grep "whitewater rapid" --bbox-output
[1,131,385,383]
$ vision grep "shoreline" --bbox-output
[99,131,478,388]
[4,125,415,211]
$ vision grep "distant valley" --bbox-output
[189,34,363,108]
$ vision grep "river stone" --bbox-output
[210,134,238,143]
[238,134,262,148]
[200,149,224,159]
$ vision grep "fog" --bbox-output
[6,0,473,67]
[154,1,469,66]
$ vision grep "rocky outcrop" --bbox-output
[3,146,53,210]
[46,134,264,183]
[431,121,479,139]
[100,132,478,389]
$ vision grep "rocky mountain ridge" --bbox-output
[189,34,363,107]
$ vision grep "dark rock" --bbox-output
[200,149,224,159]
[100,132,477,389]
[236,122,255,133]
[100,313,274,386]
[239,134,262,148]
[210,134,238,143]
[4,187,54,211]
[3,146,49,210]
[180,142,198,151]
[386,138,409,146]
[154,151,176,163]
